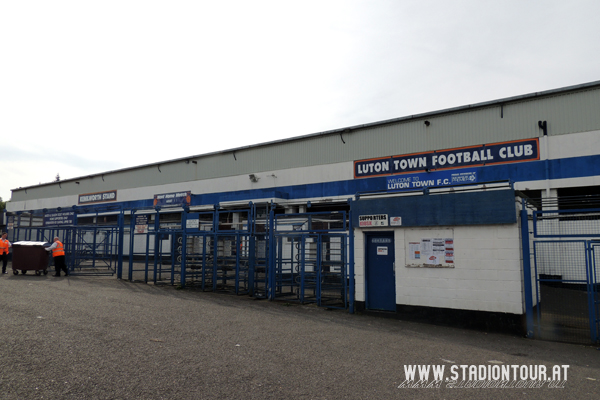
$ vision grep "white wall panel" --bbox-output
[354,224,523,314]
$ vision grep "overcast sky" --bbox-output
[1,0,599,202]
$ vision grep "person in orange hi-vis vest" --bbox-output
[0,232,11,274]
[45,237,68,277]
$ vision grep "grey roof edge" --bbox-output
[12,79,600,193]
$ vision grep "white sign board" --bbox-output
[358,214,389,227]
[186,218,199,229]
[390,216,402,226]
[377,246,389,256]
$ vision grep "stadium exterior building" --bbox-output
[7,80,600,344]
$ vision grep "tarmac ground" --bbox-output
[1,264,599,400]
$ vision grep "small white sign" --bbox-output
[186,219,199,229]
[377,246,389,256]
[359,214,389,227]
[390,216,402,226]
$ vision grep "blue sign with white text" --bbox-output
[387,169,478,191]
[355,138,539,178]
[153,191,191,208]
[44,211,75,227]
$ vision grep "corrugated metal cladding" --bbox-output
[509,87,600,135]
[216,85,600,167]
[257,86,600,164]
[11,84,600,202]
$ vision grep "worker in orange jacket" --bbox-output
[0,232,10,274]
[45,237,68,277]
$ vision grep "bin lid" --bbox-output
[13,241,51,246]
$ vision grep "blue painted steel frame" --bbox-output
[348,200,355,314]
[153,208,161,284]
[180,206,258,292]
[180,209,187,287]
[10,224,119,276]
[117,211,124,279]
[587,242,600,343]
[126,210,154,283]
[271,209,350,309]
[521,201,534,338]
[72,226,119,276]
[9,201,356,312]
[268,204,276,300]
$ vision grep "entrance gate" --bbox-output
[183,232,257,295]
[529,206,600,344]
[8,205,354,312]
[9,226,119,276]
[272,211,350,309]
[180,208,268,296]
[70,226,119,275]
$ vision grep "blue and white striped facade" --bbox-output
[8,80,600,329]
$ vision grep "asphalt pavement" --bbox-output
[1,266,599,400]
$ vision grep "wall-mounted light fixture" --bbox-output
[249,174,259,182]
[424,120,431,127]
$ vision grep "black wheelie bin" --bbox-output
[11,241,51,276]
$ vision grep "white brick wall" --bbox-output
[354,223,524,314]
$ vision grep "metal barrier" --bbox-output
[529,206,600,344]
[127,228,181,285]
[7,205,354,312]
[127,209,186,284]
[183,232,259,295]
[127,222,155,282]
[70,226,119,276]
[8,226,118,276]
[272,211,349,309]
[273,233,348,308]
[182,232,216,290]
[181,207,270,298]
[178,208,350,309]
[591,242,600,342]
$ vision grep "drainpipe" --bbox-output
[538,121,550,198]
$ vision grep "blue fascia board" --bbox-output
[22,154,600,215]
[352,189,517,227]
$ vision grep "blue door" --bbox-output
[366,232,396,311]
